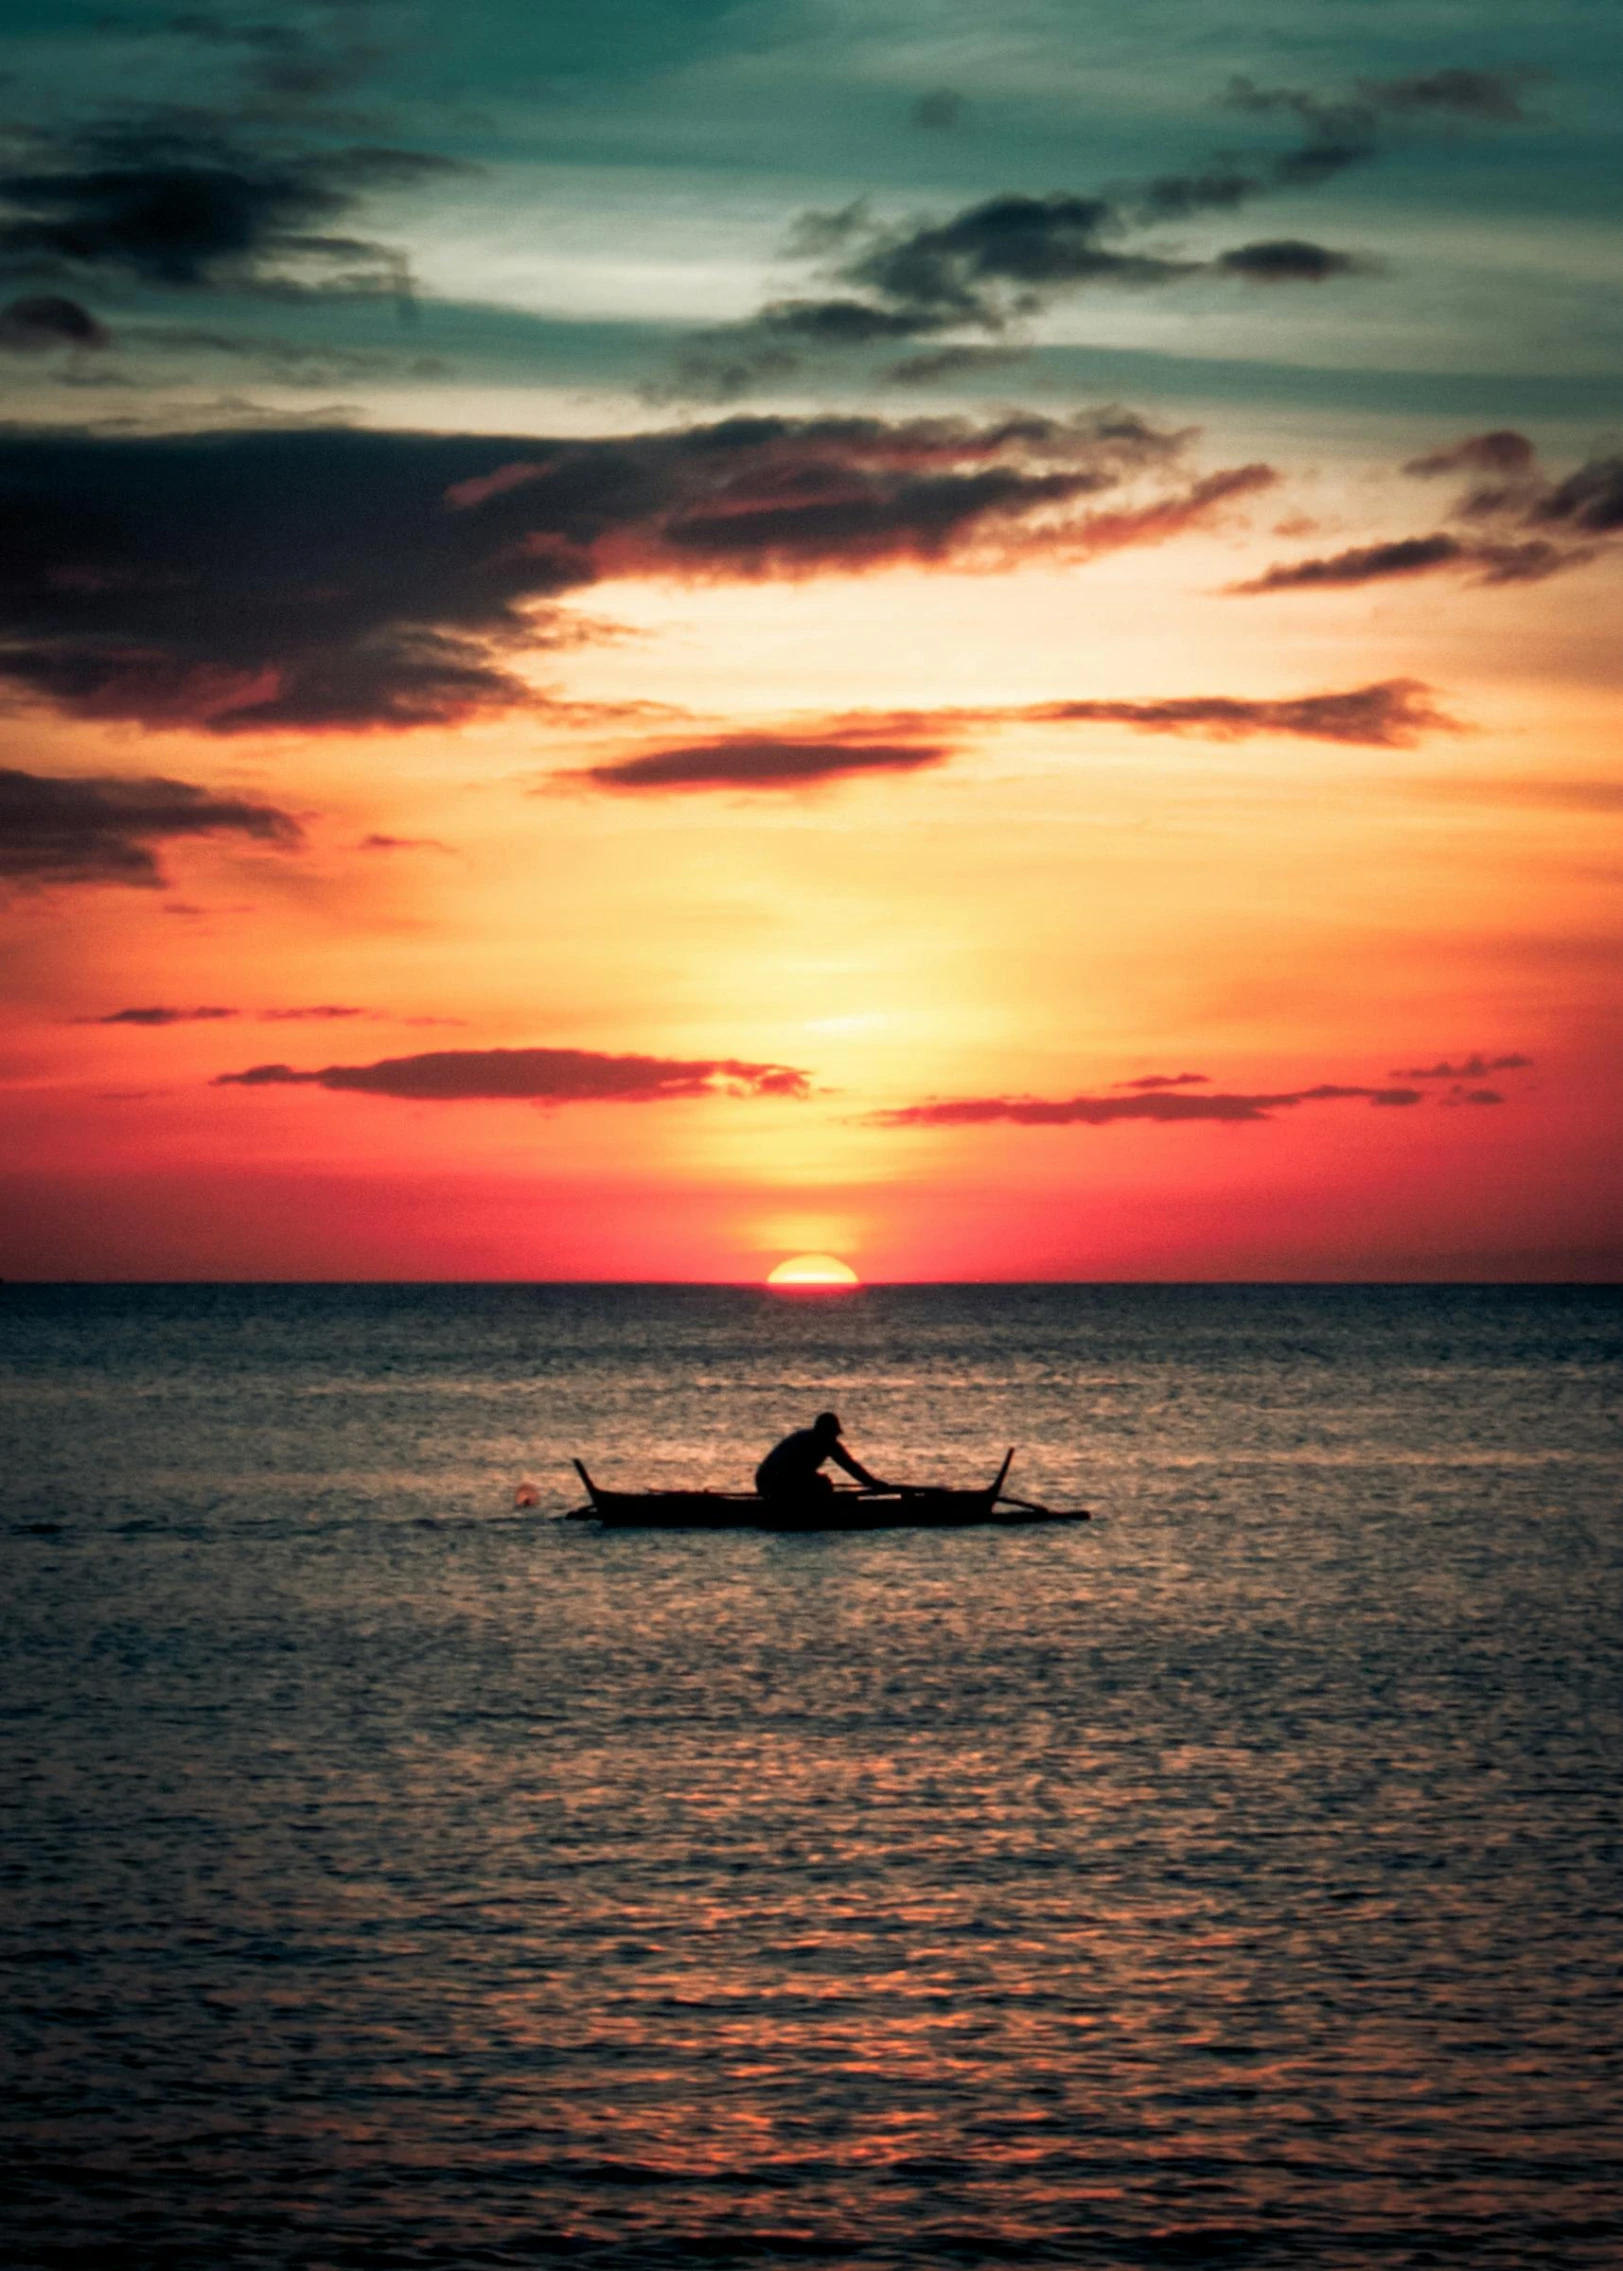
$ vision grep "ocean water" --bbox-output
[2,1282,1620,2271]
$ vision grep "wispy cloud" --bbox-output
[88,1004,237,1025]
[1235,435,1618,593]
[1352,68,1543,122]
[1020,679,1453,745]
[87,1002,449,1027]
[156,6,391,111]
[1390,1053,1532,1079]
[1234,532,1579,592]
[1403,430,1538,479]
[576,679,1457,794]
[214,1046,812,1104]
[873,1080,1426,1127]
[259,1005,370,1022]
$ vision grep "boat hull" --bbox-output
[567,1458,1085,1530]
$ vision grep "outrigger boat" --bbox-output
[566,1449,1087,1530]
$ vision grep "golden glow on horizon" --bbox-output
[766,1253,861,1288]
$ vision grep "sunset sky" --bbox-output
[2,0,1619,1280]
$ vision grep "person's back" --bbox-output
[755,1425,833,1498]
[755,1410,883,1501]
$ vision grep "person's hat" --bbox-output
[814,1410,842,1435]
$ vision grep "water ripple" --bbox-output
[2,1286,1620,2268]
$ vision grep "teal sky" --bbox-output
[5,0,1620,436]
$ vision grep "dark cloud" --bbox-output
[1134,70,1531,232]
[653,450,1249,575]
[163,9,387,108]
[579,736,949,792]
[1221,77,1387,186]
[357,832,452,852]
[836,193,1200,332]
[883,343,1029,386]
[1533,455,1623,535]
[1233,534,1582,593]
[128,319,453,389]
[1025,678,1452,746]
[0,766,301,886]
[0,411,1260,730]
[1133,164,1260,223]
[1236,533,1466,590]
[873,1081,1425,1127]
[0,293,108,350]
[1241,436,1620,594]
[1225,66,1538,167]
[756,296,944,345]
[0,119,454,297]
[0,628,536,735]
[572,676,1456,796]
[214,1046,812,1104]
[782,202,874,260]
[1118,1072,1210,1090]
[910,90,966,131]
[260,1004,369,1021]
[680,62,1520,385]
[1403,430,1547,525]
[1391,1053,1532,1079]
[92,1003,237,1024]
[1215,239,1373,283]
[1355,68,1543,123]
[89,1001,439,1026]
[1404,430,1537,478]
[733,187,1306,363]
[656,335,801,402]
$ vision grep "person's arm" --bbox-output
[829,1441,886,1489]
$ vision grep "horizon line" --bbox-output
[3,1278,1617,1292]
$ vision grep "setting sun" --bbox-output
[766,1254,861,1289]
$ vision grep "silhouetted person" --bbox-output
[755,1410,887,1504]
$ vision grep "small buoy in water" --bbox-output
[514,1480,540,1509]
